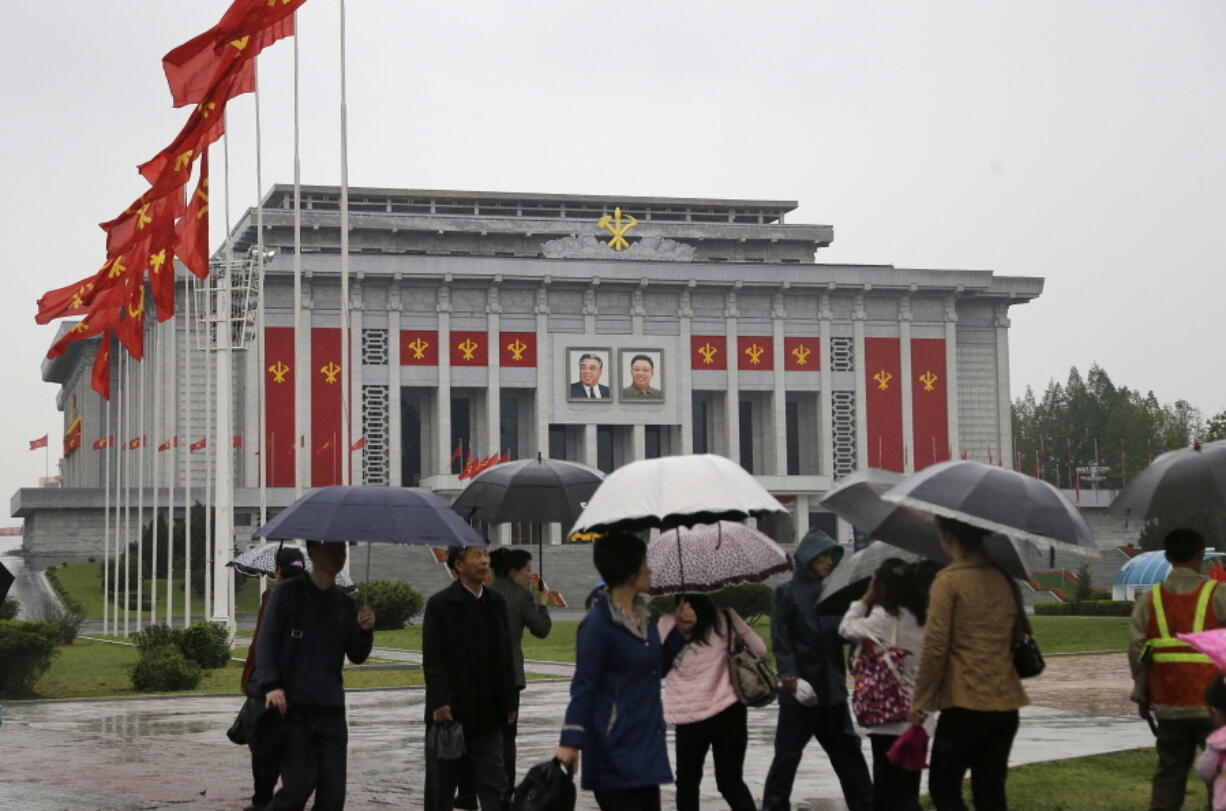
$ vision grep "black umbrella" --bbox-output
[816,541,923,615]
[0,561,13,602]
[451,454,605,579]
[1111,439,1226,547]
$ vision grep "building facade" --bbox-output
[18,187,1042,559]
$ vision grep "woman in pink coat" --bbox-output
[1195,676,1226,811]
[657,594,767,811]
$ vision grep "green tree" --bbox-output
[1205,409,1226,443]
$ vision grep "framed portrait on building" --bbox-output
[567,348,613,402]
[619,349,664,403]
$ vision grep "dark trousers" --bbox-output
[593,785,661,811]
[927,707,1019,811]
[762,700,873,811]
[674,702,756,811]
[425,726,507,811]
[271,712,348,811]
[503,687,523,797]
[249,716,285,806]
[869,733,922,811]
[1150,717,1211,811]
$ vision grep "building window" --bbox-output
[692,399,709,454]
[451,396,471,474]
[361,385,390,485]
[739,400,754,473]
[499,394,520,460]
[400,394,422,486]
[645,425,662,459]
[549,424,568,461]
[786,399,800,476]
[597,426,615,473]
[832,390,856,478]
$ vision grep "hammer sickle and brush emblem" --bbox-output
[506,339,528,362]
[268,361,290,383]
[320,361,342,384]
[873,369,893,390]
[596,207,638,251]
[458,339,480,361]
[919,370,939,392]
[791,345,812,366]
[698,342,719,365]
[406,336,430,360]
[745,343,765,365]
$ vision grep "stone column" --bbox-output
[535,285,550,458]
[298,275,313,486]
[388,277,403,486]
[995,303,1013,467]
[583,284,597,335]
[486,284,502,460]
[944,294,960,459]
[795,494,810,542]
[679,286,694,454]
[853,291,868,469]
[632,284,645,335]
[584,423,598,468]
[725,289,741,464]
[242,326,259,487]
[349,277,364,484]
[436,285,452,478]
[899,293,915,473]
[772,290,788,476]
[819,290,834,477]
[632,424,646,461]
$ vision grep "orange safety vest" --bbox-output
[1145,580,1220,707]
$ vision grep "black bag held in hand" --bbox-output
[723,609,779,707]
[426,721,467,761]
[226,695,267,745]
[512,758,576,811]
[227,578,307,744]
[1005,570,1045,679]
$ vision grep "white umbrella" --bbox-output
[570,454,788,534]
[647,521,791,595]
[228,542,355,590]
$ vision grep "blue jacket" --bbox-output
[559,592,687,792]
[771,529,849,707]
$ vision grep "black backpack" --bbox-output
[511,759,576,811]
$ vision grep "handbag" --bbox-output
[849,616,913,728]
[1006,573,1045,678]
[226,695,267,745]
[228,578,306,745]
[723,610,779,708]
[426,721,467,761]
[511,758,577,811]
[886,724,930,771]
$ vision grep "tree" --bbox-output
[1205,409,1226,443]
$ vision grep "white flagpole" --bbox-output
[293,10,304,498]
[255,58,268,528]
[112,353,123,634]
[204,270,214,623]
[136,324,147,633]
[166,312,176,625]
[212,114,235,630]
[183,274,194,628]
[122,351,131,637]
[339,0,351,486]
[150,321,160,626]
[102,362,111,636]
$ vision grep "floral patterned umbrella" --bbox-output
[228,542,355,590]
[646,521,791,595]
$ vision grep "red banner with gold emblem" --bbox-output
[311,328,342,487]
[737,335,773,371]
[451,331,488,367]
[265,327,295,487]
[64,417,82,457]
[784,337,820,372]
[690,336,727,371]
[400,330,438,366]
[865,337,903,472]
[911,338,950,470]
[499,332,536,367]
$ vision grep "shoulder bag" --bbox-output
[849,614,913,727]
[1005,571,1045,679]
[723,609,779,708]
[227,579,306,745]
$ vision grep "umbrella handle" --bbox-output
[364,542,373,607]
[677,526,685,594]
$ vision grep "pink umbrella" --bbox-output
[647,521,791,595]
[1177,628,1226,670]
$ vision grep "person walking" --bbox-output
[240,546,306,811]
[839,559,929,811]
[422,544,517,811]
[1130,527,1226,810]
[657,593,764,811]
[489,547,554,797]
[554,532,693,811]
[762,529,873,811]
[910,517,1028,811]
[253,540,375,811]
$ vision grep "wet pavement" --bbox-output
[1,671,1156,810]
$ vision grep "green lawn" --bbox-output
[48,561,261,620]
[921,748,1202,810]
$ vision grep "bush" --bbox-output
[178,622,232,669]
[0,597,18,620]
[131,646,203,692]
[35,597,84,645]
[1073,564,1094,602]
[1035,600,1134,616]
[133,623,183,652]
[0,620,61,696]
[352,580,424,630]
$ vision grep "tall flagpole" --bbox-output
[112,353,123,634]
[203,271,213,623]
[255,59,268,527]
[150,322,160,626]
[339,0,351,486]
[183,274,194,627]
[102,370,111,636]
[165,313,176,625]
[212,116,235,629]
[122,351,131,636]
[292,10,305,497]
[136,326,147,633]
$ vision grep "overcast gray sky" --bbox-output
[2,1,1223,507]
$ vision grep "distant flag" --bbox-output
[127,437,143,450]
[451,438,463,463]
[175,153,210,279]
[232,435,243,449]
[29,435,48,451]
[190,438,207,452]
[90,336,112,400]
[93,436,114,450]
[987,446,994,466]
[158,437,179,452]
[960,449,968,461]
[350,437,366,451]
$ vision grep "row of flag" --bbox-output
[450,439,512,480]
[31,433,367,454]
[34,0,308,401]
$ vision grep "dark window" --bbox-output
[645,425,662,459]
[500,394,520,460]
[809,512,838,539]
[692,399,709,454]
[450,396,470,474]
[786,400,800,476]
[739,400,754,473]
[597,425,615,473]
[400,395,422,485]
[549,425,567,460]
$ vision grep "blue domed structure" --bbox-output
[1113,550,1224,600]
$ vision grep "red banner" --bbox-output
[911,338,950,470]
[400,330,438,366]
[450,331,488,367]
[64,418,82,456]
[865,337,903,472]
[737,335,773,371]
[784,337,820,372]
[499,332,536,367]
[264,327,295,487]
[311,328,342,487]
[691,336,727,371]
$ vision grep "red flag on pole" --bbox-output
[90,335,112,400]
[92,436,114,450]
[233,435,243,449]
[29,435,48,451]
[350,437,366,451]
[190,438,207,452]
[451,439,463,463]
[175,153,210,279]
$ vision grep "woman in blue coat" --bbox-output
[556,532,693,810]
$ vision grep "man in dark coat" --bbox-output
[762,529,872,811]
[423,544,518,810]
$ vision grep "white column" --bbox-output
[349,277,364,484]
[679,287,694,454]
[853,293,868,469]
[819,292,834,477]
[388,283,403,487]
[534,287,550,458]
[944,294,960,459]
[212,267,234,629]
[899,296,915,473]
[795,494,810,542]
[242,331,260,488]
[436,287,452,478]
[995,303,1013,466]
[725,291,741,464]
[297,279,313,488]
[584,423,598,468]
[486,289,501,460]
[632,424,646,461]
[772,292,787,476]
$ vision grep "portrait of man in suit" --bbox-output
[619,350,663,401]
[568,350,610,400]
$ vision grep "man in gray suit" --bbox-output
[621,353,662,400]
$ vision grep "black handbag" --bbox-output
[226,695,267,745]
[426,721,467,761]
[228,579,306,745]
[1005,571,1045,679]
[511,758,576,811]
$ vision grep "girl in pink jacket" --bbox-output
[1195,676,1226,811]
[657,594,767,811]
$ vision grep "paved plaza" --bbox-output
[1,664,1155,811]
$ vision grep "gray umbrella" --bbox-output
[881,460,1096,554]
[819,468,1043,578]
[1110,440,1226,547]
[228,542,355,590]
[817,541,922,614]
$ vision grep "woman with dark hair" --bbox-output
[555,532,694,811]
[657,593,765,811]
[487,546,552,797]
[911,517,1028,811]
[838,557,928,810]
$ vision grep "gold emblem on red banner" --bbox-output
[268,361,290,384]
[698,342,719,365]
[744,343,766,366]
[791,345,812,366]
[506,338,529,362]
[873,369,893,390]
[406,336,430,360]
[320,361,342,384]
[918,370,938,392]
[457,338,480,361]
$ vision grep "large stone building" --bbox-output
[16,187,1042,561]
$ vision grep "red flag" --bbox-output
[233,435,243,449]
[115,284,147,360]
[34,257,121,324]
[64,418,83,456]
[451,438,463,463]
[458,456,478,480]
[29,435,48,451]
[350,437,366,451]
[100,192,183,258]
[190,438,207,452]
[146,224,178,322]
[91,335,112,400]
[127,437,143,450]
[92,436,113,450]
[175,153,210,279]
[960,449,968,461]
[500,450,511,464]
[46,285,125,359]
[1074,469,1081,503]
[158,437,179,452]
